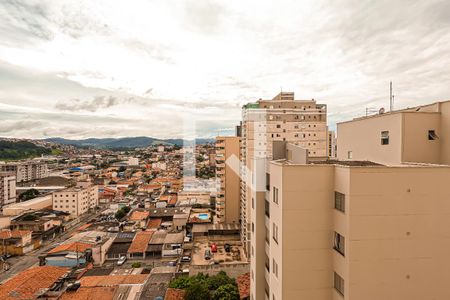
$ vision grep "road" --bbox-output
[0,209,103,283]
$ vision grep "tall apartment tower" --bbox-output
[215,136,241,224]
[240,91,328,251]
[328,130,337,158]
[251,99,450,300]
[0,172,16,208]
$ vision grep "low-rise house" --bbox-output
[0,229,33,255]
[127,230,154,259]
[0,266,68,300]
[10,210,68,241]
[106,231,135,260]
[45,231,115,266]
[147,230,167,257]
[162,232,184,257]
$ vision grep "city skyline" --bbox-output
[1,0,450,140]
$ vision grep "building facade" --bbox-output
[52,182,98,217]
[337,100,450,165]
[0,172,16,208]
[0,161,48,183]
[240,91,328,251]
[215,136,240,224]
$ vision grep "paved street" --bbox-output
[0,209,103,283]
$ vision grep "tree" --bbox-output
[168,276,192,289]
[212,284,240,300]
[122,206,131,213]
[115,209,125,220]
[19,189,40,201]
[185,282,211,300]
[207,271,236,291]
[131,262,141,268]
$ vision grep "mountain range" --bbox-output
[44,136,214,149]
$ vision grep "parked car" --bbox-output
[181,256,191,262]
[167,261,177,267]
[204,249,212,260]
[224,243,231,252]
[211,243,217,253]
[117,256,127,266]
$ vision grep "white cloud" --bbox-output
[0,0,450,137]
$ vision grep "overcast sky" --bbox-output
[1,0,450,139]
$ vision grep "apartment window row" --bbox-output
[334,232,345,256]
[334,192,345,212]
[334,272,344,296]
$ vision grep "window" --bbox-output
[428,130,438,140]
[272,258,278,277]
[252,222,255,233]
[276,124,281,128]
[334,232,345,256]
[381,131,389,145]
[252,197,255,209]
[272,223,278,244]
[273,187,279,204]
[334,192,345,212]
[347,151,353,159]
[334,272,344,296]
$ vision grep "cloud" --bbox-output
[0,120,42,133]
[54,96,124,112]
[1,0,450,138]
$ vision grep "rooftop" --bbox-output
[48,242,93,254]
[79,274,149,287]
[129,211,149,221]
[237,272,250,300]
[0,266,68,300]
[59,286,117,300]
[127,231,154,253]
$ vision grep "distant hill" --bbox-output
[0,140,52,160]
[44,137,214,149]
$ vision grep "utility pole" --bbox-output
[390,81,394,112]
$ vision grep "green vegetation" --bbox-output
[196,166,215,179]
[169,271,239,300]
[115,206,131,220]
[0,140,51,160]
[18,189,40,201]
[131,262,141,268]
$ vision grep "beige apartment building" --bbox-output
[0,172,16,208]
[337,100,450,165]
[0,161,48,183]
[250,99,450,300]
[215,136,240,224]
[52,181,98,217]
[328,130,337,158]
[241,91,328,251]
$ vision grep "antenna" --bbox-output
[390,81,394,111]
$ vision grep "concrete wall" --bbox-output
[402,113,441,164]
[347,166,450,300]
[337,113,403,164]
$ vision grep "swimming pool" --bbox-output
[198,213,209,220]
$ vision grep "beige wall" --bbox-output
[337,100,450,166]
[337,113,403,164]
[258,162,450,300]
[347,166,450,300]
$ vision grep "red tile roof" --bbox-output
[127,231,154,253]
[129,211,149,221]
[147,218,162,229]
[76,224,92,231]
[48,242,93,254]
[0,266,68,300]
[79,274,149,287]
[60,286,117,300]
[165,288,186,300]
[237,272,250,299]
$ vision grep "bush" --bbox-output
[122,206,131,213]
[185,282,211,300]
[115,209,126,220]
[207,271,236,290]
[212,284,240,300]
[131,262,141,268]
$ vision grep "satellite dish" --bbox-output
[379,107,385,114]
